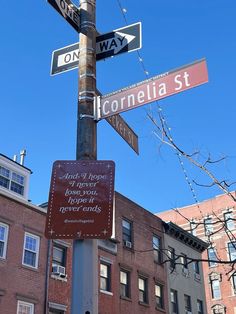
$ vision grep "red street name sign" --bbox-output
[45,160,115,239]
[106,114,139,155]
[96,59,208,120]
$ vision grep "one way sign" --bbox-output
[96,22,142,61]
[48,0,80,33]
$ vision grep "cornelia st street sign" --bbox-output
[95,59,208,120]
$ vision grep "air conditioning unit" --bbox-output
[124,241,132,248]
[52,264,66,277]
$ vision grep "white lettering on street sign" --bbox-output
[51,22,141,75]
[51,43,80,75]
[95,59,208,120]
[96,22,141,61]
[47,0,80,33]
[96,31,135,55]
[57,48,80,67]
[106,114,139,155]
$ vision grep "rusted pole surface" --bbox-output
[71,1,98,313]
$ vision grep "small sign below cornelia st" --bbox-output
[45,160,115,239]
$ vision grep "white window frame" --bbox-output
[17,300,34,314]
[0,222,9,259]
[204,217,213,235]
[224,211,234,230]
[22,232,40,269]
[0,165,25,196]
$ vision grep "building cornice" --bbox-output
[163,221,209,252]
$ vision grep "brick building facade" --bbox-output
[158,192,236,314]
[0,153,208,313]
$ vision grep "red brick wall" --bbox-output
[98,192,169,314]
[0,194,48,314]
[158,192,236,314]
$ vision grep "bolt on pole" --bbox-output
[71,1,98,314]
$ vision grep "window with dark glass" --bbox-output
[168,247,175,270]
[197,299,204,314]
[100,262,111,292]
[232,272,236,292]
[193,261,200,274]
[49,310,64,314]
[208,247,218,267]
[120,270,130,298]
[190,221,197,235]
[224,211,234,230]
[138,277,148,304]
[0,166,10,189]
[0,165,25,196]
[11,172,24,195]
[181,253,188,269]
[228,242,236,261]
[170,289,178,314]
[52,245,66,267]
[153,235,162,263]
[184,294,191,312]
[155,283,164,309]
[204,217,213,235]
[122,219,132,247]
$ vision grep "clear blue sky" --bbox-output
[1,1,236,212]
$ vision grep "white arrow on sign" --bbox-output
[96,31,136,55]
[96,22,141,61]
[51,22,142,75]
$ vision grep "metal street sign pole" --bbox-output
[71,0,98,313]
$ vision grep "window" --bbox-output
[211,279,221,299]
[138,277,148,304]
[208,247,218,267]
[168,247,175,270]
[120,269,130,298]
[184,294,192,314]
[49,310,64,314]
[228,242,236,261]
[17,301,34,314]
[22,233,40,268]
[190,221,197,236]
[100,262,111,292]
[184,294,191,313]
[232,272,236,292]
[0,166,10,189]
[153,235,162,263]
[212,304,226,314]
[224,211,234,230]
[122,219,132,247]
[0,165,25,196]
[170,289,178,314]
[0,222,9,259]
[52,244,67,277]
[204,217,213,235]
[155,283,164,309]
[197,299,204,314]
[193,261,200,274]
[180,254,188,270]
[52,245,66,267]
